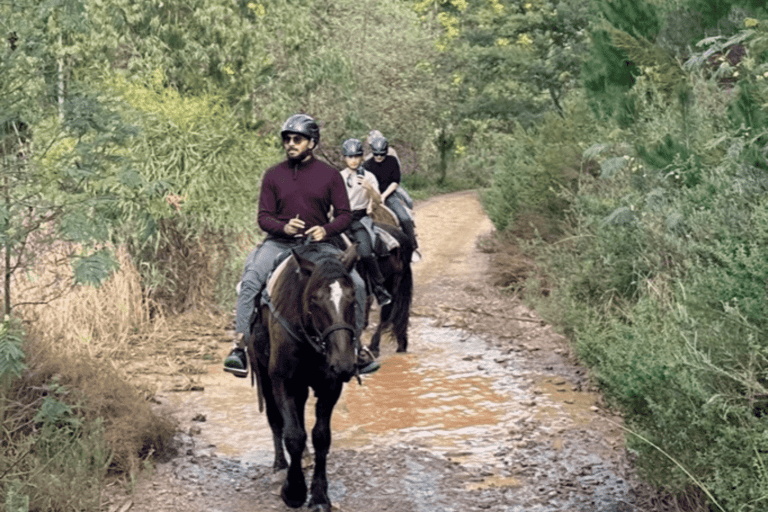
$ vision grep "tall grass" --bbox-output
[13,245,149,359]
[1,245,176,511]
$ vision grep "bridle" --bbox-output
[264,294,356,356]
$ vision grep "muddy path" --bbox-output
[104,191,653,512]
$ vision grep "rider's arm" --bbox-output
[381,182,398,201]
[384,156,402,201]
[321,172,352,237]
[257,170,291,237]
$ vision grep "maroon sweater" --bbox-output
[258,157,351,239]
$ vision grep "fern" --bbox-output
[71,249,120,287]
[0,317,26,383]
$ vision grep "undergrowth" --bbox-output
[2,249,178,511]
[483,22,768,510]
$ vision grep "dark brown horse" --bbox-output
[246,243,359,511]
[364,221,414,357]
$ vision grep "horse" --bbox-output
[361,220,414,357]
[245,242,359,511]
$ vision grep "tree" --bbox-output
[0,0,156,318]
[410,0,590,133]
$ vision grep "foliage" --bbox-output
[0,0,160,318]
[0,316,26,389]
[1,364,111,512]
[0,326,175,510]
[263,0,443,173]
[483,92,596,235]
[503,12,768,509]
[413,0,591,134]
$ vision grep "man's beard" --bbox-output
[286,146,312,163]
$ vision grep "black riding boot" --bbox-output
[224,336,248,378]
[224,313,267,378]
[362,256,392,307]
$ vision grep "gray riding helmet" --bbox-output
[281,114,320,144]
[370,136,388,156]
[342,138,364,156]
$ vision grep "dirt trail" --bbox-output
[103,191,654,512]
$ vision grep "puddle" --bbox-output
[159,317,619,476]
[151,318,634,512]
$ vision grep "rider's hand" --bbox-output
[356,175,373,191]
[305,225,326,242]
[284,215,305,236]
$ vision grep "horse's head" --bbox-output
[293,246,358,381]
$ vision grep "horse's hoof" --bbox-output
[309,504,331,512]
[280,480,307,508]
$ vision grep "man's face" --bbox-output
[344,155,363,170]
[373,154,385,163]
[283,133,314,161]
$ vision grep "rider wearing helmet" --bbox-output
[364,135,418,251]
[225,114,374,377]
[339,138,392,308]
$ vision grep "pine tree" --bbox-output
[582,29,640,122]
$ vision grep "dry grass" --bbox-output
[13,244,153,360]
[8,244,178,474]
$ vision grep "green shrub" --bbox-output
[1,320,175,511]
[482,94,597,235]
[516,26,768,508]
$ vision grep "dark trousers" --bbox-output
[348,218,385,287]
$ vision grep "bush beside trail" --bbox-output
[481,8,768,511]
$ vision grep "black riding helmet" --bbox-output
[281,114,320,144]
[341,138,364,157]
[370,136,388,156]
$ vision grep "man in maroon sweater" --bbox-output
[224,114,370,377]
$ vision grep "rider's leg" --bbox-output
[226,238,291,377]
[385,195,417,250]
[351,222,392,307]
[349,267,378,374]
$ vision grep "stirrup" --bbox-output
[373,286,392,307]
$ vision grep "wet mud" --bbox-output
[103,191,651,512]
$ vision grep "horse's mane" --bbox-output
[271,245,350,313]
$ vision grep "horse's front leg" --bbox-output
[307,382,344,512]
[274,379,309,508]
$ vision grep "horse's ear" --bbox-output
[292,249,315,276]
[339,244,358,272]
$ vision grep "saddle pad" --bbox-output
[374,225,399,255]
[265,253,295,299]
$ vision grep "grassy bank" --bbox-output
[480,45,768,510]
[1,248,176,511]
